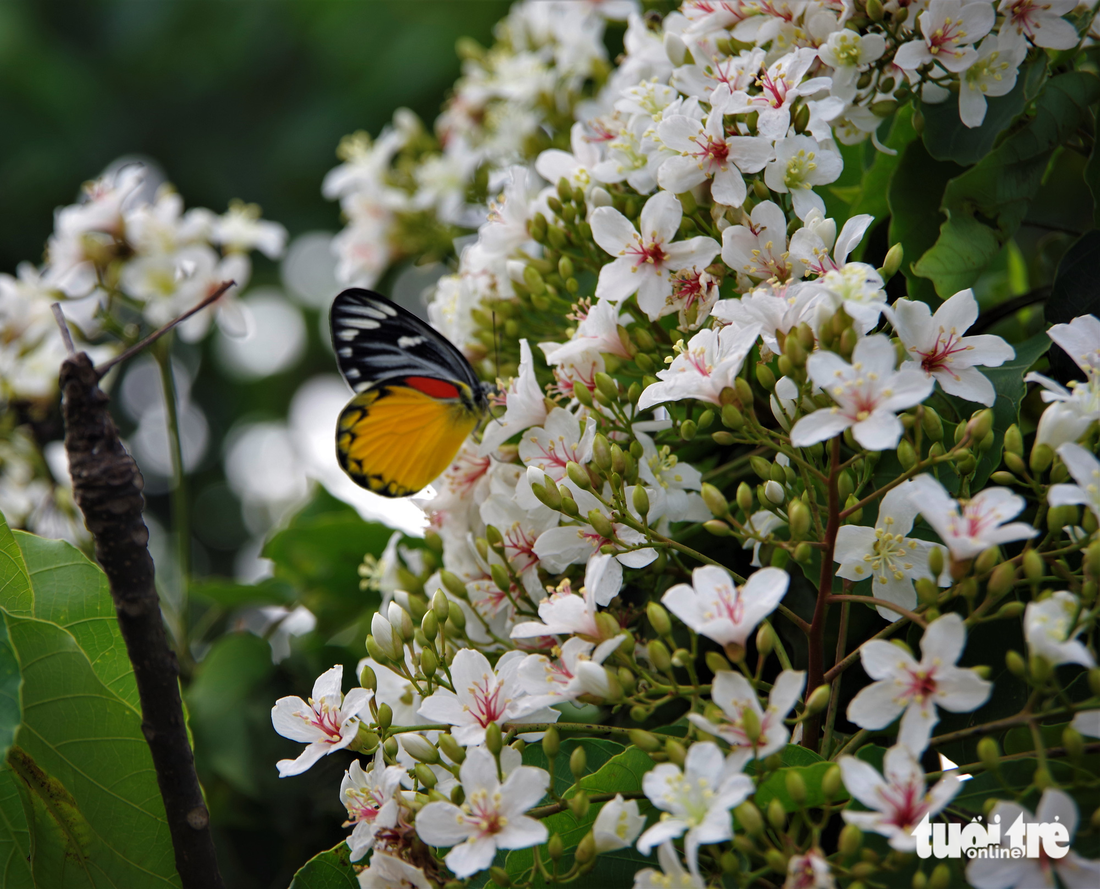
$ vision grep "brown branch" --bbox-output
[969,286,1050,335]
[60,352,224,889]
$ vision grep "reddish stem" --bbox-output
[802,436,840,752]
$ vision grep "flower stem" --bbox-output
[803,436,841,753]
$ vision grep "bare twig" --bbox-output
[60,352,224,889]
[94,280,236,378]
[51,303,76,355]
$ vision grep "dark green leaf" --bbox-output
[0,515,25,764]
[847,106,918,247]
[0,512,33,617]
[914,71,1100,296]
[0,767,32,888]
[887,140,965,303]
[190,576,297,610]
[286,844,359,889]
[1046,229,1100,325]
[753,761,838,813]
[919,60,1043,166]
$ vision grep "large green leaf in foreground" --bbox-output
[0,514,180,888]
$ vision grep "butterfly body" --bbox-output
[331,288,490,498]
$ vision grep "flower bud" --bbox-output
[490,562,511,595]
[446,603,467,632]
[648,639,672,672]
[844,493,863,523]
[1034,766,1052,790]
[647,602,672,636]
[736,801,764,836]
[750,456,771,480]
[992,470,1018,484]
[594,372,618,403]
[1005,649,1026,677]
[701,483,729,517]
[967,409,994,443]
[788,499,810,538]
[823,764,842,799]
[574,830,597,864]
[767,797,786,831]
[567,461,592,490]
[785,770,807,806]
[974,547,1000,576]
[921,407,943,442]
[794,542,814,563]
[592,434,612,472]
[377,702,393,730]
[1030,653,1053,684]
[805,685,831,715]
[735,376,754,407]
[839,823,863,856]
[438,733,465,764]
[414,763,438,789]
[441,570,468,599]
[927,546,945,580]
[485,722,503,756]
[359,663,377,691]
[742,706,761,744]
[722,403,745,429]
[976,737,1000,772]
[705,651,732,675]
[596,612,621,642]
[756,623,776,658]
[371,613,400,660]
[764,480,785,504]
[365,635,389,664]
[988,562,1017,598]
[1064,726,1085,760]
[995,601,1024,620]
[665,738,687,767]
[573,380,594,406]
[1030,442,1053,474]
[705,519,733,536]
[632,485,650,520]
[736,481,754,512]
[756,363,776,391]
[629,729,662,751]
[897,439,917,471]
[587,508,615,540]
[421,610,439,641]
[547,833,564,861]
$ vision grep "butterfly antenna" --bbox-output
[492,311,501,382]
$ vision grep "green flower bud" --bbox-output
[750,456,772,480]
[767,797,787,832]
[928,546,945,579]
[629,729,662,751]
[592,434,612,471]
[1064,726,1085,760]
[742,706,761,744]
[441,570,468,599]
[736,801,765,836]
[974,547,1000,575]
[705,650,732,674]
[756,363,776,391]
[633,485,650,519]
[680,419,698,440]
[485,722,503,755]
[548,834,564,861]
[438,733,465,765]
[898,439,917,471]
[587,508,615,540]
[967,409,994,442]
[1030,653,1053,684]
[704,519,733,536]
[1030,443,1053,474]
[377,703,393,730]
[735,377,754,407]
[701,483,729,517]
[1005,649,1026,677]
[421,646,438,678]
[421,611,439,641]
[414,763,438,789]
[737,481,754,512]
[995,601,1025,620]
[560,492,579,517]
[648,639,672,672]
[446,603,466,631]
[359,663,377,691]
[665,739,686,767]
[788,499,811,539]
[977,737,1000,771]
[839,823,863,856]
[490,562,511,596]
[929,864,950,889]
[794,542,814,563]
[785,770,808,806]
[721,402,745,430]
[756,622,776,657]
[647,601,672,636]
[490,865,511,887]
[838,470,855,502]
[823,764,842,799]
[805,684,831,715]
[573,380,593,406]
[574,830,597,864]
[595,372,619,403]
[1003,423,1023,458]
[922,407,943,442]
[988,562,1017,598]
[567,461,592,490]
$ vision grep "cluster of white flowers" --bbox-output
[275,1,1100,885]
[0,163,286,540]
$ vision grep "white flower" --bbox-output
[1071,709,1100,738]
[357,852,431,889]
[594,794,646,852]
[688,670,806,771]
[637,323,762,410]
[721,200,801,282]
[590,191,720,320]
[1048,313,1100,381]
[536,122,603,192]
[764,135,843,221]
[788,210,874,277]
[834,481,947,621]
[967,789,1100,889]
[997,0,1080,52]
[909,474,1039,561]
[790,335,934,451]
[742,509,787,567]
[414,746,549,878]
[718,48,832,141]
[662,565,789,652]
[1033,398,1096,450]
[511,552,618,640]
[1025,590,1096,668]
[635,431,710,527]
[784,848,837,889]
[893,0,996,73]
[480,341,550,455]
[890,289,1015,405]
[712,281,826,355]
[210,200,287,258]
[532,486,656,574]
[515,635,627,712]
[340,753,405,860]
[634,841,705,889]
[541,299,632,368]
[959,37,1027,128]
[1050,442,1100,522]
[270,665,370,777]
[417,649,558,746]
[518,408,596,482]
[1027,321,1100,446]
[839,745,960,851]
[638,741,754,863]
[816,262,887,333]
[818,30,887,102]
[656,111,772,208]
[846,613,992,755]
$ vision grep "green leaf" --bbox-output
[847,106,918,246]
[919,59,1044,166]
[1046,229,1100,326]
[506,742,655,887]
[0,757,32,888]
[1087,119,1100,227]
[753,761,837,813]
[13,531,140,713]
[914,71,1100,297]
[190,576,297,610]
[520,737,626,801]
[887,140,965,303]
[262,498,392,636]
[0,513,33,617]
[286,844,359,889]
[185,632,275,797]
[0,613,179,886]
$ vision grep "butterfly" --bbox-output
[330,288,493,498]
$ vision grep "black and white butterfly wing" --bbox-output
[330,288,483,397]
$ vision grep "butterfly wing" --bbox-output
[330,288,483,397]
[330,289,488,498]
[336,380,482,498]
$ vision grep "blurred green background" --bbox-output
[0,2,509,886]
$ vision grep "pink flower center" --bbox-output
[445,451,491,495]
[466,793,507,837]
[504,525,540,574]
[1004,0,1041,36]
[304,701,344,743]
[918,328,968,377]
[878,778,929,831]
[672,270,709,310]
[693,135,729,170]
[469,677,507,727]
[757,72,790,109]
[903,668,938,704]
[626,238,669,269]
[345,787,386,824]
